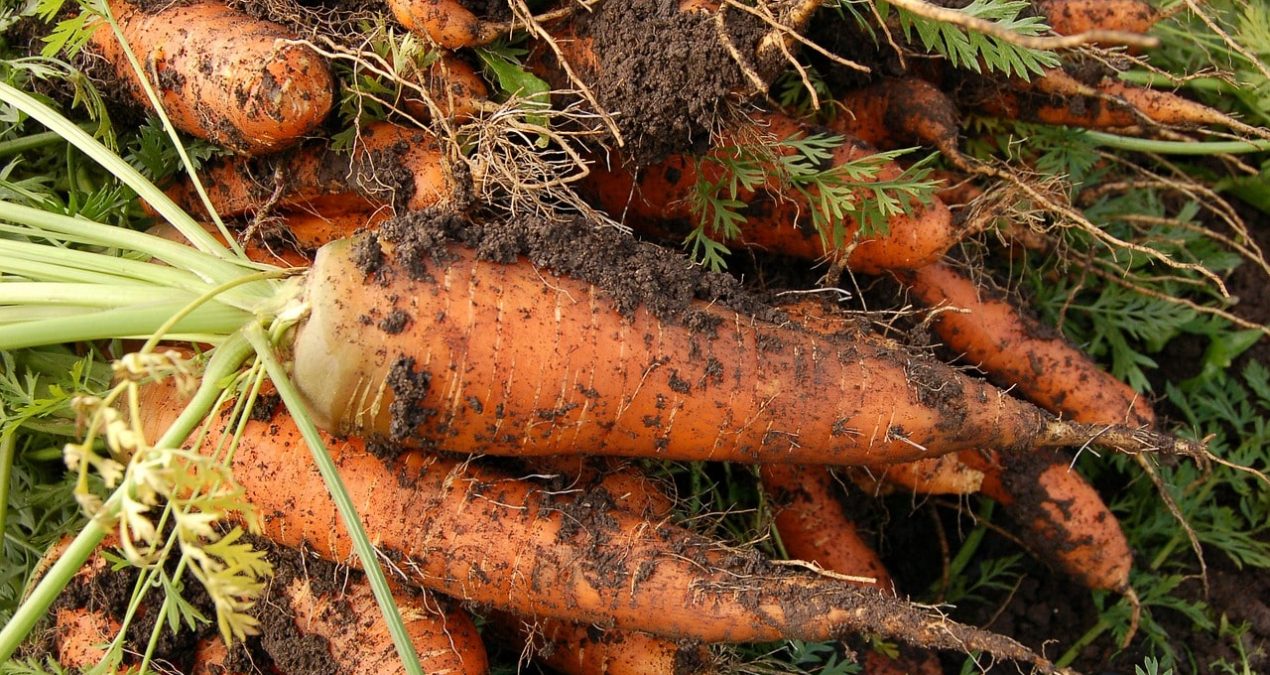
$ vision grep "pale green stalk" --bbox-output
[0,202,269,292]
[0,334,256,663]
[0,283,197,307]
[0,432,14,564]
[0,130,67,158]
[1,257,151,285]
[0,239,210,292]
[1084,131,1270,154]
[0,80,233,258]
[0,301,251,351]
[0,306,106,324]
[243,324,424,675]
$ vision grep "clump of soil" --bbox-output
[565,0,772,164]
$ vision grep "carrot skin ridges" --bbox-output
[581,111,959,273]
[291,235,1064,466]
[89,0,333,154]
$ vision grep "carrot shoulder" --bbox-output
[89,0,333,154]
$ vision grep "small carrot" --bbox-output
[831,77,963,161]
[400,54,490,122]
[581,110,960,273]
[88,0,334,154]
[1034,0,1161,38]
[158,122,451,220]
[848,453,984,496]
[386,0,501,50]
[900,261,1143,592]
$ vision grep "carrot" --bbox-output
[526,456,678,520]
[761,464,894,591]
[287,226,1198,465]
[157,122,450,220]
[581,110,960,273]
[900,261,1142,592]
[133,380,1058,669]
[981,70,1254,132]
[386,0,502,49]
[847,453,984,496]
[87,0,333,155]
[901,261,1154,427]
[278,570,488,675]
[45,532,487,675]
[1034,0,1161,38]
[489,609,715,675]
[400,54,490,122]
[831,77,963,160]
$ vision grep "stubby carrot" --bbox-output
[88,0,333,154]
[1034,0,1161,38]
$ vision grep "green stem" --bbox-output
[1083,131,1270,154]
[0,283,197,307]
[0,334,254,663]
[243,323,424,675]
[0,301,251,351]
[0,432,15,566]
[1116,70,1233,93]
[0,130,68,158]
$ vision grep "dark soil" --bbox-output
[562,0,773,164]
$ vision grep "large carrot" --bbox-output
[87,0,333,155]
[134,381,1057,669]
[581,110,960,273]
[287,225,1197,465]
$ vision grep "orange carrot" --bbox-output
[1034,0,1160,38]
[847,453,984,496]
[286,229,1194,465]
[133,380,1058,669]
[158,122,450,219]
[831,77,962,160]
[400,54,490,122]
[900,261,1143,591]
[581,110,960,273]
[490,609,715,675]
[761,464,894,591]
[88,0,333,155]
[386,0,501,49]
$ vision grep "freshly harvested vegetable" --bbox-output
[581,110,959,273]
[134,380,1057,669]
[489,609,714,675]
[1034,0,1160,38]
[401,54,490,122]
[900,260,1146,592]
[158,122,449,219]
[848,453,984,496]
[40,534,487,674]
[761,464,894,591]
[88,0,334,154]
[386,0,503,49]
[289,223,1198,465]
[831,77,962,160]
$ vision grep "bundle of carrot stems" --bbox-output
[2,0,1266,673]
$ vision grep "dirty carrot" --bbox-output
[132,380,1059,670]
[88,0,333,155]
[287,222,1200,465]
[1034,0,1161,38]
[901,261,1142,592]
[157,122,451,220]
[581,110,959,273]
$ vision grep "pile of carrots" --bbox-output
[12,0,1265,672]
